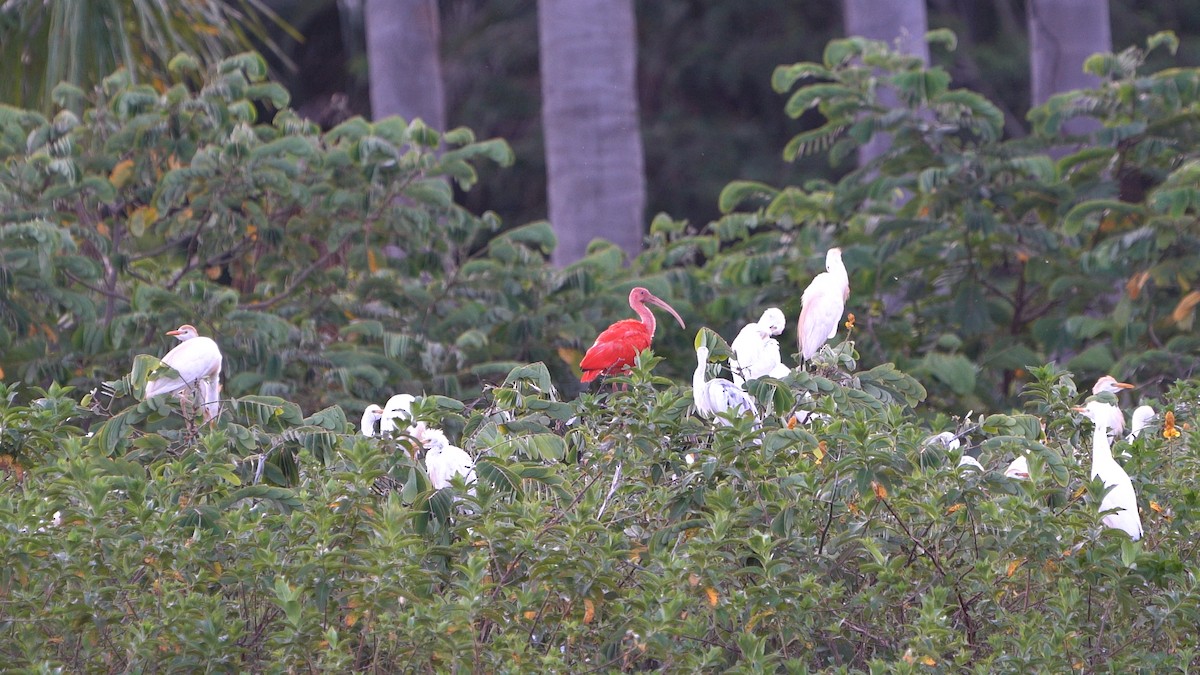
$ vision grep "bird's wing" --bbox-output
[707,379,758,418]
[1098,473,1143,539]
[147,338,222,398]
[798,280,846,360]
[579,320,652,376]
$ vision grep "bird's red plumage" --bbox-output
[579,319,653,382]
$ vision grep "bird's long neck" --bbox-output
[1090,417,1115,477]
[692,357,707,393]
[632,300,657,336]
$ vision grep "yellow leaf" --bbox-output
[787,415,798,430]
[109,159,135,188]
[921,656,936,666]
[1126,270,1150,300]
[128,205,158,237]
[1171,290,1200,325]
[1150,501,1164,514]
[871,480,888,500]
[746,609,776,631]
[946,503,964,515]
[213,562,222,575]
[814,440,827,464]
[1006,558,1025,577]
[583,599,595,624]
[523,611,537,620]
[345,612,358,627]
[705,587,719,607]
[367,248,379,274]
[1071,485,1087,501]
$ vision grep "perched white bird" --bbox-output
[929,431,981,472]
[1126,405,1155,443]
[1078,400,1143,540]
[422,429,476,491]
[798,248,850,361]
[693,345,759,426]
[729,307,791,385]
[380,394,417,435]
[1089,376,1134,438]
[360,404,384,437]
[143,324,223,422]
[1004,455,1030,480]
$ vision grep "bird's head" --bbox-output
[166,324,201,341]
[422,428,449,451]
[363,404,384,420]
[1074,399,1111,423]
[629,287,686,329]
[1092,375,1134,395]
[825,247,843,272]
[383,393,416,414]
[759,307,786,335]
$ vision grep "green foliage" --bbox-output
[3,353,1199,671]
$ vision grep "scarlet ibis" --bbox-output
[579,287,686,383]
[729,307,790,385]
[692,345,758,425]
[360,404,384,436]
[422,429,477,491]
[798,248,850,361]
[143,324,223,422]
[1077,400,1143,540]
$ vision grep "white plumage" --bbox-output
[360,404,384,437]
[729,307,791,385]
[422,429,477,491]
[380,393,417,434]
[798,248,850,361]
[1004,455,1030,480]
[1126,405,1155,442]
[1078,400,1143,540]
[143,324,222,422]
[692,345,758,426]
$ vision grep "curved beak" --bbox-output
[646,293,686,329]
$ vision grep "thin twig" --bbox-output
[597,462,622,519]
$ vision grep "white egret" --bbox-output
[422,429,477,491]
[693,345,759,426]
[1090,376,1134,438]
[1126,405,1155,442]
[380,394,417,435]
[1077,400,1143,540]
[143,324,223,422]
[729,307,791,385]
[798,248,850,361]
[1004,455,1030,480]
[360,404,384,437]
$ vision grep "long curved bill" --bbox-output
[646,293,686,329]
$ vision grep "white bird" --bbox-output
[360,404,384,437]
[693,344,759,426]
[729,307,791,385]
[1126,405,1155,443]
[380,394,417,435]
[1090,376,1134,438]
[1004,455,1030,480]
[1077,400,1143,540]
[422,429,476,491]
[143,324,223,422]
[798,247,850,361]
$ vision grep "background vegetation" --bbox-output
[0,7,1198,670]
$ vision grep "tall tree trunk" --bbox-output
[364,0,446,130]
[1028,0,1111,136]
[843,0,930,166]
[538,0,646,265]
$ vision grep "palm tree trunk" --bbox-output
[364,0,446,130]
[843,0,930,166]
[538,0,646,265]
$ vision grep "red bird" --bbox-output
[580,287,686,383]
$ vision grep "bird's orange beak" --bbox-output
[1072,406,1086,412]
[166,329,183,336]
[1113,381,1135,389]
[646,293,686,329]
